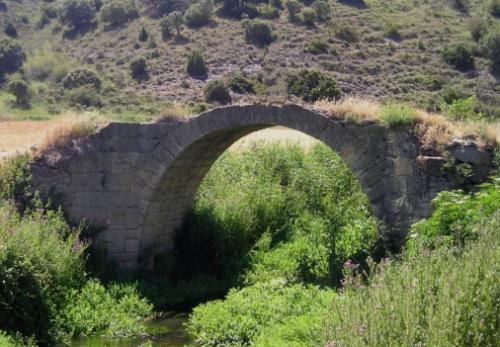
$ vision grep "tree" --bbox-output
[312,0,330,22]
[482,25,500,65]
[287,70,341,102]
[442,44,474,70]
[161,11,184,39]
[62,68,102,90]
[286,0,302,23]
[186,51,208,78]
[0,39,25,78]
[60,0,96,31]
[100,0,139,27]
[139,26,148,42]
[130,57,148,81]
[4,23,18,38]
[242,20,275,46]
[184,0,213,28]
[301,7,315,26]
[8,78,31,108]
[204,80,231,104]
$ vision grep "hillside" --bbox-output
[0,0,499,122]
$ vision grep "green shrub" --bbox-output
[25,48,76,82]
[166,10,185,37]
[228,73,256,94]
[0,332,35,347]
[130,57,148,81]
[379,103,416,127]
[100,0,139,27]
[469,17,488,42]
[55,280,152,340]
[42,3,59,19]
[336,25,359,43]
[60,0,96,31]
[312,0,330,22]
[442,43,474,70]
[304,38,328,54]
[187,281,335,347]
[242,20,275,46]
[385,22,401,39]
[67,85,104,107]
[204,80,231,104]
[0,202,86,345]
[482,25,500,65]
[7,78,31,109]
[301,7,315,26]
[286,0,302,22]
[0,39,26,77]
[442,96,483,121]
[0,154,31,203]
[489,0,500,17]
[138,26,148,42]
[220,0,255,18]
[4,22,17,38]
[405,179,500,256]
[186,51,208,78]
[62,68,102,90]
[184,0,213,28]
[287,69,341,102]
[257,3,279,19]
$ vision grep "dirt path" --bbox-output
[0,119,318,159]
[0,120,62,159]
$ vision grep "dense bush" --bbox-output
[287,69,341,102]
[0,39,26,78]
[442,96,483,121]
[186,51,208,78]
[405,179,499,256]
[489,0,500,17]
[482,25,500,65]
[304,38,328,54]
[336,25,359,42]
[177,144,376,290]
[4,22,18,38]
[220,0,255,18]
[442,43,474,70]
[301,7,315,26]
[25,48,75,82]
[0,156,153,345]
[257,3,279,19]
[469,17,488,42]
[62,68,101,90]
[312,0,330,22]
[379,103,416,127]
[160,10,184,38]
[286,0,302,22]
[130,57,148,81]
[7,78,31,109]
[228,73,256,94]
[188,282,335,347]
[60,0,96,31]
[242,20,275,46]
[67,85,104,107]
[100,0,139,27]
[204,80,231,104]
[184,0,213,28]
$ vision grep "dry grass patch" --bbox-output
[36,117,100,155]
[315,98,498,152]
[154,104,192,122]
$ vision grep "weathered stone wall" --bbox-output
[30,104,493,269]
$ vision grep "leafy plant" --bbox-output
[304,38,329,54]
[482,24,500,65]
[7,79,31,109]
[242,20,275,46]
[442,43,474,70]
[60,0,96,32]
[301,7,316,26]
[228,73,256,94]
[100,0,139,27]
[184,0,213,28]
[0,39,25,78]
[62,68,102,90]
[379,103,416,127]
[287,69,341,102]
[130,57,148,81]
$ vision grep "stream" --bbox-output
[63,312,191,347]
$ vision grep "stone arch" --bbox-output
[138,104,392,266]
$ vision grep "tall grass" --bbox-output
[187,176,500,346]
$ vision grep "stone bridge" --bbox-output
[30,104,493,269]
